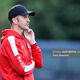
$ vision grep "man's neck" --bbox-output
[11,25,23,35]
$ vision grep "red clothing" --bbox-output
[0,29,43,80]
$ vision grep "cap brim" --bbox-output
[21,11,35,16]
[28,11,35,16]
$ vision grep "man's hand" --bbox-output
[24,29,36,45]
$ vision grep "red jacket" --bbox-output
[0,29,43,80]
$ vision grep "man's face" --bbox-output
[16,15,30,30]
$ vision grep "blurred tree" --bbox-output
[0,0,13,37]
[0,0,80,40]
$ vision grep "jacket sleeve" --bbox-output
[5,36,35,76]
[31,43,43,68]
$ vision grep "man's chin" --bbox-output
[23,28,29,32]
[25,27,29,30]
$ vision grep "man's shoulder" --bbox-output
[1,36,15,45]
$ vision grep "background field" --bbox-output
[0,40,80,80]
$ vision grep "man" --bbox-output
[0,4,43,80]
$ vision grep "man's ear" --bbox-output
[12,17,18,24]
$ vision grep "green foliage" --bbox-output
[0,0,80,40]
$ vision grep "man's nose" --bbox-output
[27,17,30,22]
